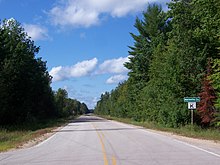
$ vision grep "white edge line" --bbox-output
[34,132,57,148]
[174,139,220,158]
[110,119,220,158]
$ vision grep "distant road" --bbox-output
[0,115,220,165]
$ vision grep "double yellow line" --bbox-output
[93,124,116,165]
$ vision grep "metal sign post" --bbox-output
[184,97,200,125]
[188,102,196,125]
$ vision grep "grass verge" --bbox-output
[100,115,220,142]
[0,116,75,152]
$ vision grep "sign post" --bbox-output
[184,97,200,125]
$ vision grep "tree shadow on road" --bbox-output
[69,116,107,123]
[52,127,143,133]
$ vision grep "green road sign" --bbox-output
[184,97,200,102]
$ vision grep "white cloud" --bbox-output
[63,84,98,109]
[97,56,129,74]
[78,96,99,109]
[49,58,98,82]
[23,24,49,41]
[106,74,128,84]
[48,0,157,28]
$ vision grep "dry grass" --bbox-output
[0,117,73,152]
[101,115,220,141]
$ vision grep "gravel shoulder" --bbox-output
[113,119,220,155]
[14,126,64,150]
[146,128,220,155]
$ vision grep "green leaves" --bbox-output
[54,88,88,117]
[0,18,88,125]
[97,0,220,128]
[125,4,166,86]
[0,19,54,124]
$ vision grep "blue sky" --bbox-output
[0,0,170,108]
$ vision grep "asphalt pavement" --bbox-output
[0,115,220,165]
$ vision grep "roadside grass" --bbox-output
[0,117,74,152]
[100,115,220,141]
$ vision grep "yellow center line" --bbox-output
[101,132,105,138]
[112,156,117,165]
[93,124,109,165]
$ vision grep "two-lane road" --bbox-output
[0,115,220,165]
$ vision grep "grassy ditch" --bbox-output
[0,117,74,152]
[101,115,220,142]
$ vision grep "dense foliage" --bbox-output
[54,88,89,117]
[0,19,88,125]
[95,0,220,128]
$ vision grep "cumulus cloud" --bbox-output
[49,58,98,82]
[78,96,99,109]
[97,56,129,74]
[23,24,49,41]
[48,0,157,28]
[63,84,99,109]
[106,74,128,84]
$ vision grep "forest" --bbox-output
[95,0,220,128]
[0,19,89,125]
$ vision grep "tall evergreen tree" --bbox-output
[123,4,168,120]
[95,0,220,128]
[125,4,167,87]
[0,19,55,124]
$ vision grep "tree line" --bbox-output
[0,19,88,125]
[95,0,220,128]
